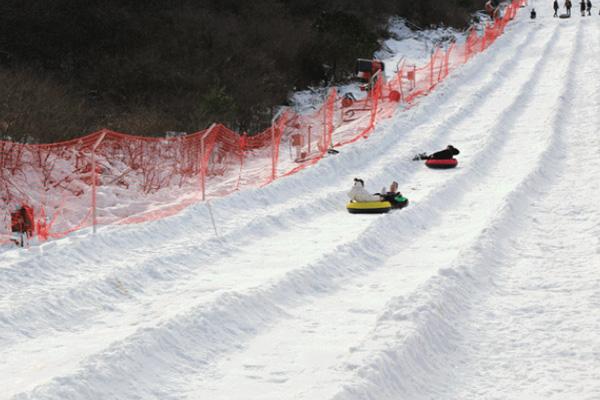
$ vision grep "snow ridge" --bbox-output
[4,11,597,400]
[330,21,580,400]
[0,14,533,343]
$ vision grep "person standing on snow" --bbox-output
[587,0,592,15]
[566,0,572,16]
[581,0,586,15]
[554,0,560,16]
[348,178,382,202]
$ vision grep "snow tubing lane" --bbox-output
[425,158,458,169]
[347,201,392,214]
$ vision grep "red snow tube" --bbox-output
[425,158,458,169]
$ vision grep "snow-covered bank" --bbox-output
[2,7,600,400]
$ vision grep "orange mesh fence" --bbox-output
[1,133,100,243]
[281,88,337,177]
[332,76,384,147]
[0,0,525,245]
[97,128,207,225]
[388,0,521,106]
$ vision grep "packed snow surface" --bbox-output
[2,10,600,400]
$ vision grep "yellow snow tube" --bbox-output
[346,201,392,214]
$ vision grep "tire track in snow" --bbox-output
[442,19,600,399]
[327,20,580,400]
[3,20,563,400]
[178,20,570,400]
[0,15,537,349]
[1,15,540,400]
[0,13,530,309]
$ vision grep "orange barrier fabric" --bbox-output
[0,0,525,243]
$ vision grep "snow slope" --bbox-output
[1,9,600,400]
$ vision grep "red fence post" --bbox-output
[200,123,217,201]
[326,87,337,147]
[429,51,435,88]
[464,29,472,64]
[308,125,312,154]
[444,43,455,79]
[236,132,247,191]
[271,126,276,181]
[91,130,107,234]
[481,24,487,52]
[367,74,382,134]
[271,108,287,181]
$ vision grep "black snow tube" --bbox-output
[381,194,409,209]
[425,158,458,169]
[392,196,409,209]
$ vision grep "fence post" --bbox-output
[322,95,328,152]
[365,72,382,136]
[200,123,217,201]
[271,108,286,181]
[326,88,336,147]
[236,132,247,191]
[444,43,454,79]
[464,30,471,64]
[430,52,434,88]
[308,125,312,155]
[481,24,488,51]
[271,126,276,180]
[91,130,107,234]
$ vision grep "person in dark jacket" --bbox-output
[430,145,460,159]
[586,0,592,15]
[581,0,586,15]
[530,8,537,18]
[414,145,460,160]
[554,0,560,16]
[378,181,408,208]
[566,0,572,16]
[380,181,400,202]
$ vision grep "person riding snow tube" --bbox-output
[413,145,460,169]
[347,178,391,214]
[425,158,458,169]
[381,192,409,209]
[380,182,409,209]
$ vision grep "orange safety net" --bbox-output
[0,0,525,245]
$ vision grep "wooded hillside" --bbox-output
[0,0,484,142]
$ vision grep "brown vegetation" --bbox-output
[0,0,484,143]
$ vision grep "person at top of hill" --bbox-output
[414,145,460,161]
[348,178,382,202]
[554,0,560,16]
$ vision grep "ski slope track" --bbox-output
[2,11,600,400]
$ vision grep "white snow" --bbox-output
[1,7,600,400]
